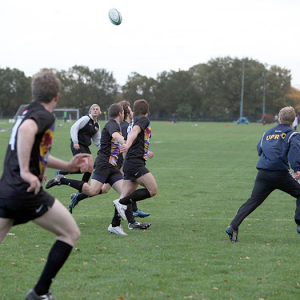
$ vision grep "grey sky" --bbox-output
[1,0,299,88]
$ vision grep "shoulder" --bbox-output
[25,103,54,130]
[134,115,149,127]
[105,119,120,130]
[72,115,90,126]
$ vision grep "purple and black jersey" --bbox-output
[126,115,151,161]
[0,102,55,199]
[97,119,122,166]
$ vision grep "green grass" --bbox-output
[1,120,300,300]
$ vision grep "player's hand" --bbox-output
[69,153,93,173]
[294,171,300,180]
[148,151,154,159]
[120,144,130,153]
[21,171,41,195]
[74,143,80,150]
[42,173,47,182]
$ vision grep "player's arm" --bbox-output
[92,127,101,149]
[288,134,300,179]
[112,132,125,145]
[120,125,141,153]
[47,153,93,173]
[70,116,89,149]
[17,119,41,194]
[257,133,265,156]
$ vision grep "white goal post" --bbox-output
[53,108,80,121]
[12,105,80,122]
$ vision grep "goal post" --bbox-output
[11,105,80,122]
[11,104,29,122]
[53,109,80,122]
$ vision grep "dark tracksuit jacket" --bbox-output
[231,124,300,230]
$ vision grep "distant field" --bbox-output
[0,119,299,300]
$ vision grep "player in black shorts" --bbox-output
[46,103,124,203]
[0,72,92,300]
[101,100,151,219]
[46,103,151,235]
[113,99,158,224]
[56,104,101,183]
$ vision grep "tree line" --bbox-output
[1,57,300,121]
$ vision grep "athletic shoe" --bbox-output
[45,175,65,189]
[113,199,127,220]
[108,224,127,235]
[25,289,54,300]
[226,225,238,242]
[69,193,79,214]
[55,170,61,176]
[128,221,151,230]
[133,209,150,218]
[297,225,300,234]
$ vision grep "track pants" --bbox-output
[231,169,300,230]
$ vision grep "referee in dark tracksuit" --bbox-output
[226,106,300,242]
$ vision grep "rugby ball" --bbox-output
[108,8,122,26]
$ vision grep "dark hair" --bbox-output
[133,99,149,116]
[108,103,123,118]
[32,72,61,103]
[118,100,131,118]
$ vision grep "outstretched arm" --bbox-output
[47,153,93,173]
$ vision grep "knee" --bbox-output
[71,227,81,243]
[87,186,101,197]
[61,226,80,246]
[67,222,80,244]
[101,185,110,194]
[149,187,157,197]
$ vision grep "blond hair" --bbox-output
[89,104,101,114]
[279,106,296,125]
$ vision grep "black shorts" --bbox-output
[0,189,55,226]
[123,158,149,182]
[116,154,124,170]
[70,140,91,156]
[92,159,123,186]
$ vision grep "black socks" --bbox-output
[119,188,151,205]
[34,240,73,295]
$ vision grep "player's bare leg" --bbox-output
[0,218,14,243]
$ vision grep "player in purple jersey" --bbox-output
[46,103,151,235]
[46,104,125,201]
[0,72,92,300]
[113,99,158,225]
[101,100,151,219]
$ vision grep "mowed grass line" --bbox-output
[0,120,300,300]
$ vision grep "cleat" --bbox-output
[108,224,127,235]
[25,289,54,300]
[297,225,300,234]
[45,175,65,189]
[113,199,127,220]
[69,193,79,214]
[134,209,150,218]
[226,225,238,242]
[128,221,151,230]
[55,170,61,176]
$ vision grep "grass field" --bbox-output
[0,119,300,300]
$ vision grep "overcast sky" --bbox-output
[1,0,299,88]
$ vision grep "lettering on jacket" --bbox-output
[266,133,286,141]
